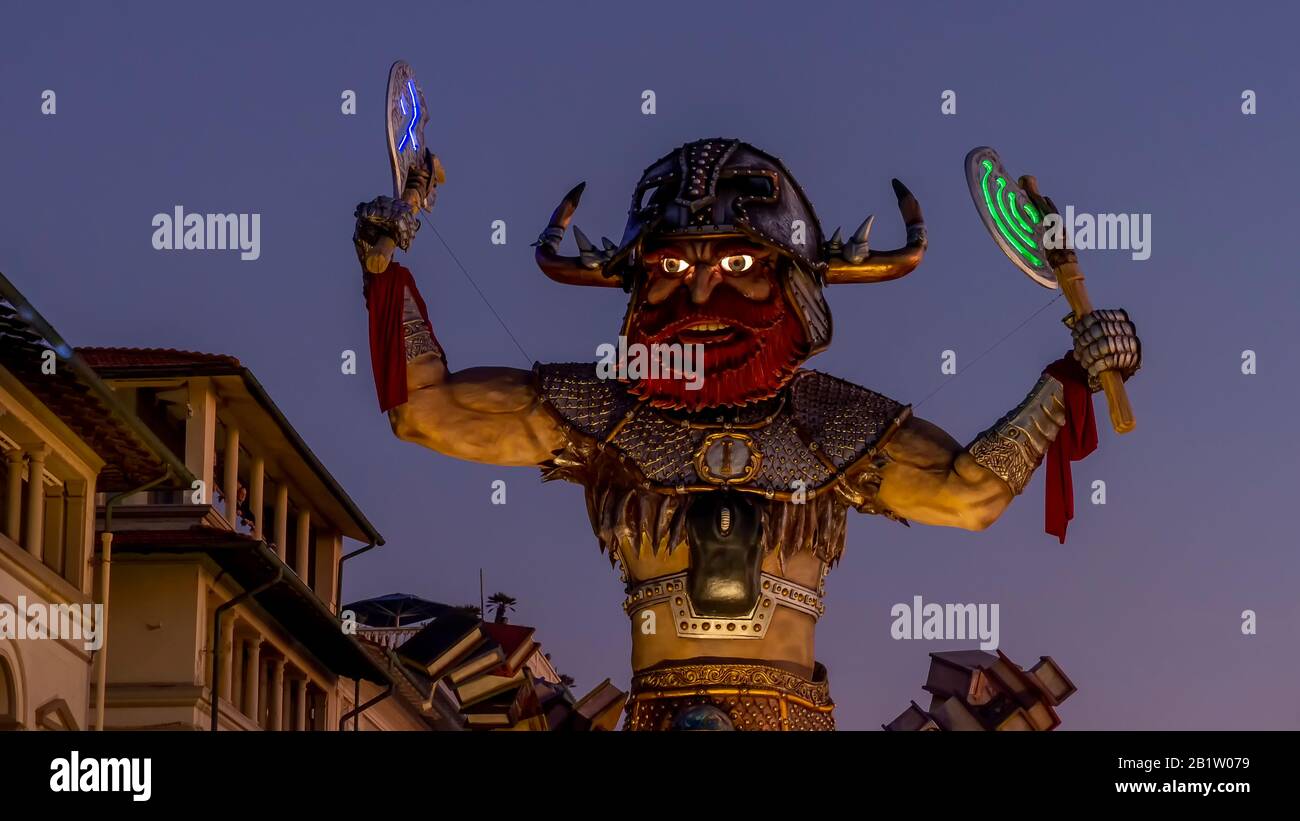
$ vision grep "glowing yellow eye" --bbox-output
[721,254,754,273]
[661,258,690,274]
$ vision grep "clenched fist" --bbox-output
[352,147,443,268]
[353,195,420,265]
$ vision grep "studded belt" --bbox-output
[622,572,825,639]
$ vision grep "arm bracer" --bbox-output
[966,374,1067,495]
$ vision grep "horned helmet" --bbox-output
[535,138,927,404]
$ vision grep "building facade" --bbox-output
[0,274,430,731]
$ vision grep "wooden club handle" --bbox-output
[1019,174,1134,435]
[1056,261,1136,434]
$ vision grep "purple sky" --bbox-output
[4,1,1298,729]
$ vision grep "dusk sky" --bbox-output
[4,1,1297,729]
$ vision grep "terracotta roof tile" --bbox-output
[0,307,167,490]
[78,347,241,370]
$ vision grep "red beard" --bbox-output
[625,283,808,411]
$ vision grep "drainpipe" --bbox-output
[211,568,283,731]
[339,681,392,731]
[335,540,376,616]
[334,540,384,732]
[95,471,172,731]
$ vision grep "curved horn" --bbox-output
[825,179,927,284]
[533,182,621,287]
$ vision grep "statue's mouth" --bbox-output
[675,319,740,345]
[626,287,808,409]
[650,317,759,365]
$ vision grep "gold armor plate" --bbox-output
[625,661,836,731]
[694,431,762,484]
[623,571,825,639]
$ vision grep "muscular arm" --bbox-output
[875,416,1013,531]
[874,371,1071,531]
[388,352,564,467]
[353,182,566,467]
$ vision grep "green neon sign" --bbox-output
[996,177,1036,249]
[1008,191,1036,236]
[980,160,1045,268]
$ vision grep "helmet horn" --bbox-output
[533,182,621,287]
[824,179,927,284]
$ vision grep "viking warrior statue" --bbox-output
[352,138,1140,731]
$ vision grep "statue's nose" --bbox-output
[688,265,720,304]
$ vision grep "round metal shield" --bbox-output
[384,60,431,204]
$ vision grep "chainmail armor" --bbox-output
[533,363,909,564]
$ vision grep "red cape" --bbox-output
[365,262,431,413]
[1043,355,1099,543]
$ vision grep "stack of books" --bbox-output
[882,650,1077,731]
[394,612,624,731]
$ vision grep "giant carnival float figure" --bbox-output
[352,135,1140,731]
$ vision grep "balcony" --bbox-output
[356,626,424,650]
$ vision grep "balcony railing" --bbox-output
[356,626,422,650]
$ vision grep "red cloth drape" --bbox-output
[364,262,430,413]
[1043,355,1098,543]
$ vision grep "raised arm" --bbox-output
[352,166,564,468]
[874,312,1141,531]
[389,357,563,468]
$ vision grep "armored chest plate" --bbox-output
[534,363,910,565]
[536,363,905,500]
